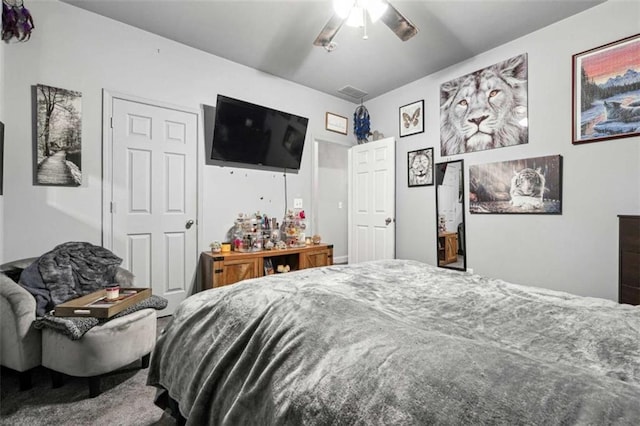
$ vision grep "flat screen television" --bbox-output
[211,95,309,170]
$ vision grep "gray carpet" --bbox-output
[0,316,176,426]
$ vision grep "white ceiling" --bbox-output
[61,0,605,103]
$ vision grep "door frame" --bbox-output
[101,90,201,254]
[311,134,353,265]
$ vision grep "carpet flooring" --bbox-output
[0,316,176,426]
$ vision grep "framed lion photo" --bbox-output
[440,53,528,156]
[408,148,434,187]
[572,33,640,145]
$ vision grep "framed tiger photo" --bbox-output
[469,155,562,215]
[399,100,424,137]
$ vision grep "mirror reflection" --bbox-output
[435,160,467,271]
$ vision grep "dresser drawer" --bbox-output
[620,251,640,288]
[619,215,640,305]
[619,217,640,253]
[620,284,640,306]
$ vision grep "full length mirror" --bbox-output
[435,160,466,271]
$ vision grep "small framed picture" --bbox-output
[572,33,640,144]
[325,112,348,135]
[399,100,424,138]
[408,147,433,187]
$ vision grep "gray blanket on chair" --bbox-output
[19,241,123,316]
[33,295,168,340]
[19,241,168,339]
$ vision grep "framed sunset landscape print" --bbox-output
[572,34,640,144]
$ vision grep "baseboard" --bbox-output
[333,255,347,265]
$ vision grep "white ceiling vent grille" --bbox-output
[338,85,368,100]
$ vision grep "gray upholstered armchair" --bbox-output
[0,258,41,390]
[1,256,158,397]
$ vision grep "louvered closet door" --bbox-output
[111,98,197,315]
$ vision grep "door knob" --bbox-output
[385,217,393,225]
[185,219,194,229]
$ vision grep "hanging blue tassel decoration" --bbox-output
[353,104,370,144]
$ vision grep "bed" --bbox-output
[147,259,640,425]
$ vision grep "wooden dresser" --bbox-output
[619,215,639,305]
[200,244,333,290]
[438,232,458,265]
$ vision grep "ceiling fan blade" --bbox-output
[313,13,346,46]
[380,2,418,42]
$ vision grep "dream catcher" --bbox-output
[2,0,35,42]
[353,103,370,144]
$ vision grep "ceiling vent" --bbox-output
[338,85,368,100]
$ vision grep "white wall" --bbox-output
[317,141,349,262]
[1,0,354,262]
[367,0,640,301]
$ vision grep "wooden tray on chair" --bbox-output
[54,288,151,319]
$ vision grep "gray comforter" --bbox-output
[147,260,640,425]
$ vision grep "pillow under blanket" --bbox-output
[19,241,123,317]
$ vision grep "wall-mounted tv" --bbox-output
[211,95,309,170]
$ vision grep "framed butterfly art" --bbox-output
[399,100,424,137]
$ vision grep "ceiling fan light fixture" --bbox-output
[346,6,364,27]
[365,0,388,23]
[333,0,354,19]
[336,0,387,27]
[316,0,417,47]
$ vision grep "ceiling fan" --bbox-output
[313,0,418,48]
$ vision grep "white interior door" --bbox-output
[109,97,198,315]
[348,137,395,263]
